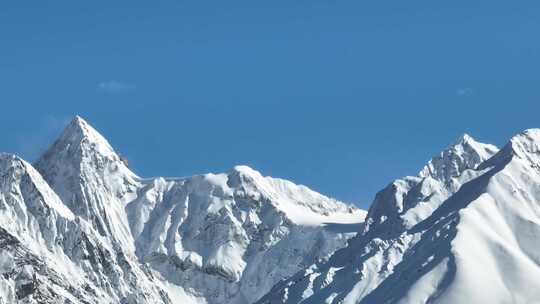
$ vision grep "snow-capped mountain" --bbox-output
[258,130,540,303]
[35,116,139,252]
[129,164,363,303]
[1,116,365,304]
[0,153,169,304]
[10,115,540,304]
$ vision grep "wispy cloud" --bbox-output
[456,88,474,97]
[97,80,136,93]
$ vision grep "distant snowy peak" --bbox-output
[24,115,366,304]
[129,162,365,304]
[0,153,75,249]
[63,115,116,157]
[35,116,138,250]
[227,165,363,225]
[0,153,75,220]
[504,128,540,163]
[419,133,498,183]
[0,153,171,304]
[36,115,134,177]
[364,134,498,234]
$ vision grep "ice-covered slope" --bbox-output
[0,153,170,304]
[256,132,540,304]
[364,134,498,235]
[9,115,540,304]
[129,165,364,303]
[1,115,365,304]
[35,116,138,251]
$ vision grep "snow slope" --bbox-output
[258,131,540,303]
[129,165,363,303]
[1,116,365,304]
[35,116,139,251]
[0,153,170,304]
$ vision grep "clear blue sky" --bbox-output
[1,1,540,208]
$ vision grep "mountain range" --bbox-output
[0,116,364,304]
[2,116,540,303]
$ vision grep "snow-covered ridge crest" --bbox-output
[478,128,540,170]
[0,152,171,304]
[35,116,139,251]
[66,115,117,157]
[363,133,498,234]
[228,165,360,225]
[128,161,364,303]
[257,129,540,304]
[0,153,75,253]
[418,133,498,183]
[4,115,366,304]
[0,153,75,221]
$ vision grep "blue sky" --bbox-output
[1,1,540,208]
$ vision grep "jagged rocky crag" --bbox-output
[258,131,540,303]
[0,116,365,304]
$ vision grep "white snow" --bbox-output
[0,115,367,304]
[11,116,540,304]
[257,131,540,304]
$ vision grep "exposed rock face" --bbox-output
[364,134,498,236]
[35,116,138,251]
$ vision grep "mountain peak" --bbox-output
[225,165,266,189]
[419,134,498,182]
[454,133,473,145]
[64,115,91,136]
[511,128,540,146]
[363,134,499,235]
[230,165,263,179]
[0,152,18,162]
[479,128,540,170]
[451,133,492,150]
[57,115,116,158]
[496,128,540,166]
[71,114,85,124]
[258,129,540,304]
[34,115,137,248]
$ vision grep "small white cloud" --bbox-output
[97,80,136,92]
[456,88,474,97]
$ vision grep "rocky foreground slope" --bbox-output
[0,116,365,304]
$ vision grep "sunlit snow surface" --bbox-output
[0,116,365,304]
[5,115,540,304]
[258,130,540,304]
